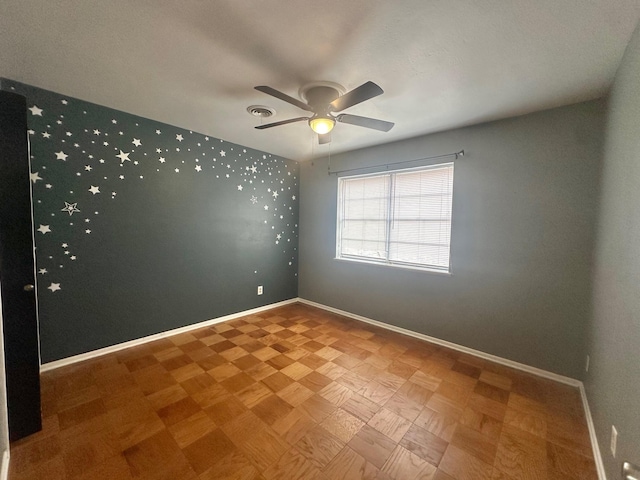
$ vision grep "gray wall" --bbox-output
[1,79,299,363]
[586,21,640,478]
[299,100,605,379]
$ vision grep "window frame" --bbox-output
[335,162,454,275]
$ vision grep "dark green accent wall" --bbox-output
[0,79,299,363]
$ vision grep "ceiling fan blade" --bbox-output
[255,86,314,112]
[337,114,394,132]
[254,117,309,129]
[318,132,331,145]
[329,81,384,112]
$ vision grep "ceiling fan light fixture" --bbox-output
[309,115,335,135]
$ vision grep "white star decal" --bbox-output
[112,119,117,124]
[88,186,100,195]
[176,134,184,142]
[93,129,101,135]
[220,150,226,157]
[42,132,51,139]
[158,157,166,163]
[175,168,180,173]
[61,202,80,216]
[264,205,269,210]
[292,195,296,200]
[66,131,72,136]
[28,105,43,116]
[116,150,131,163]
[70,256,77,260]
[156,129,161,135]
[85,165,92,171]
[250,165,258,174]
[45,184,52,189]
[28,129,35,135]
[276,234,282,240]
[85,229,91,234]
[55,151,68,161]
[37,225,51,234]
[61,99,68,105]
[132,138,142,147]
[38,268,47,275]
[47,283,61,292]
[272,191,279,199]
[62,243,68,247]
[237,185,243,191]
[195,165,202,172]
[30,172,43,183]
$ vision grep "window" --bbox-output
[336,162,454,272]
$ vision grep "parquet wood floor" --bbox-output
[9,303,598,479]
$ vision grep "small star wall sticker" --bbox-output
[116,150,131,163]
[28,105,43,116]
[37,225,51,234]
[47,283,61,292]
[61,202,80,216]
[55,151,68,161]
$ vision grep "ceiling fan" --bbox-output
[253,81,394,144]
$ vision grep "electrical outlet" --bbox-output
[257,285,263,295]
[585,355,590,372]
[611,425,618,457]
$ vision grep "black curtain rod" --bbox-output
[327,150,464,176]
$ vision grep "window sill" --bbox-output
[333,257,452,276]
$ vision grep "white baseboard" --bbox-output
[1,449,9,480]
[298,298,580,386]
[40,298,298,372]
[579,384,607,480]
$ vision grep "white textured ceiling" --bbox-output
[1,1,640,160]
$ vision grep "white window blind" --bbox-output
[337,163,454,272]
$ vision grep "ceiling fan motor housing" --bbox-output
[302,86,341,112]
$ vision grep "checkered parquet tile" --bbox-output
[9,303,598,479]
